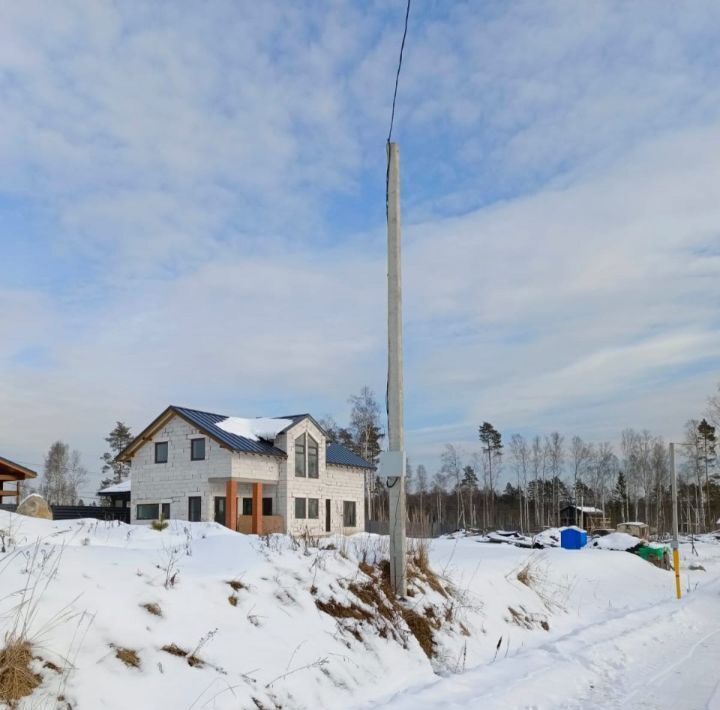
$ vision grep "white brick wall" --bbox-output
[129,412,366,534]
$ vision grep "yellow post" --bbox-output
[673,548,681,600]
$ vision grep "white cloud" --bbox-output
[1,1,720,484]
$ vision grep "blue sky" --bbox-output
[2,1,720,493]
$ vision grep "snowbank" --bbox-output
[0,511,714,709]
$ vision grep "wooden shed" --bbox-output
[0,455,38,502]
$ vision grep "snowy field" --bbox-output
[0,511,718,710]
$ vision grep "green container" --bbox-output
[634,545,666,562]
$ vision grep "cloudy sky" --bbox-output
[2,1,720,493]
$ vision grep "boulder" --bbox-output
[16,494,53,520]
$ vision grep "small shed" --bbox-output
[561,526,587,550]
[0,455,37,503]
[97,479,130,509]
[617,521,649,539]
[559,505,608,531]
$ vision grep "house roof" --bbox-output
[117,405,374,470]
[0,455,37,480]
[562,505,605,515]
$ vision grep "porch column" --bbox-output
[225,480,238,531]
[251,482,263,535]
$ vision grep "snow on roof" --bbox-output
[574,506,604,514]
[216,417,293,442]
[99,479,131,494]
[622,521,647,526]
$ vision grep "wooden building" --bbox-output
[0,455,37,502]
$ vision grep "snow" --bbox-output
[1,510,718,709]
[98,479,130,494]
[572,505,604,514]
[215,416,293,441]
[591,532,642,550]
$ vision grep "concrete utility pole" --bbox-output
[669,442,681,599]
[387,142,407,596]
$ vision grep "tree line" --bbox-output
[22,381,720,531]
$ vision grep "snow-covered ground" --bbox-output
[0,511,718,710]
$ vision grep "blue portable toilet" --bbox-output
[560,526,587,550]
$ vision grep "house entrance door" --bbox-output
[214,497,226,525]
[188,496,202,522]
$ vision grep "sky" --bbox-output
[2,0,720,495]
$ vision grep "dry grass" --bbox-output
[161,643,188,658]
[160,643,205,668]
[314,554,459,660]
[141,602,163,617]
[114,646,141,668]
[228,594,238,607]
[227,579,246,592]
[401,609,434,658]
[0,639,41,705]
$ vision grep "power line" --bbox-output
[387,0,412,144]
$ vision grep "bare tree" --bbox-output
[440,444,464,529]
[545,433,564,526]
[509,434,530,532]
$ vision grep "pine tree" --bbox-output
[697,418,717,529]
[479,422,503,528]
[100,421,133,487]
[614,471,628,522]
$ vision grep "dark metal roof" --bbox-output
[326,443,375,470]
[113,405,376,470]
[171,406,287,457]
[170,407,374,469]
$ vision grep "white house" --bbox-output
[116,406,372,535]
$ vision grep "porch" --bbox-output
[209,478,284,535]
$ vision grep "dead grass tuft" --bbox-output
[228,594,238,607]
[161,643,188,657]
[227,579,246,592]
[141,602,162,617]
[0,640,41,704]
[314,598,372,622]
[160,643,205,668]
[114,646,141,668]
[401,609,434,658]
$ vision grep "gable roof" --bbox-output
[0,455,37,480]
[117,405,374,470]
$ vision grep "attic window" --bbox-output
[191,438,205,461]
[155,442,168,464]
[295,435,306,477]
[308,437,319,478]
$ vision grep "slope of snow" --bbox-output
[1,510,717,710]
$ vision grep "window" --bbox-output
[188,496,202,522]
[154,442,168,464]
[191,438,206,461]
[295,435,306,477]
[243,498,274,515]
[161,502,170,520]
[343,501,356,527]
[308,498,319,519]
[295,497,306,519]
[137,503,159,520]
[308,437,319,478]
